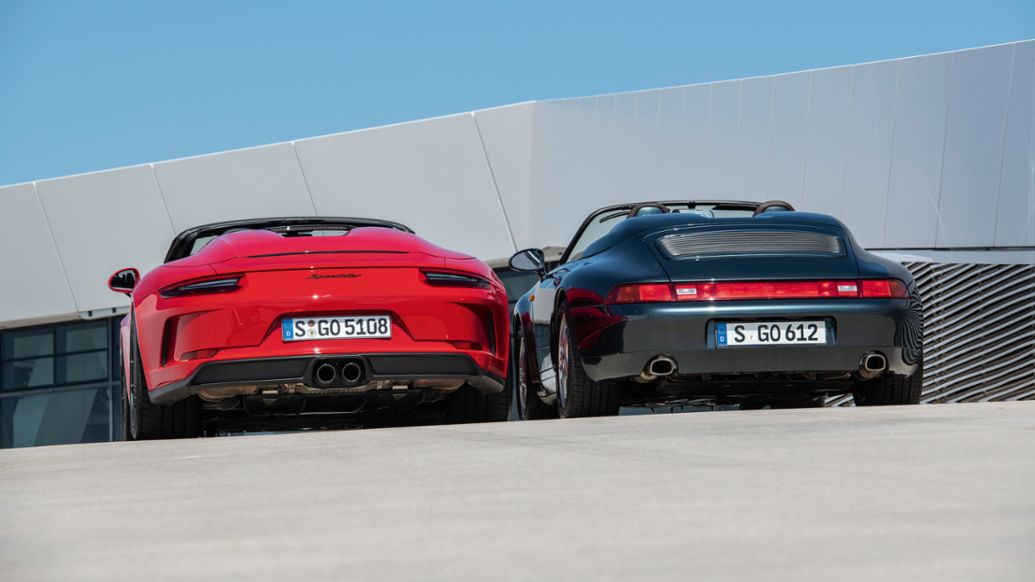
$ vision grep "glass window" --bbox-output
[0,386,110,448]
[1,316,122,448]
[60,322,107,352]
[189,235,216,256]
[566,210,629,263]
[62,352,108,384]
[2,328,53,360]
[2,358,54,390]
[495,269,539,307]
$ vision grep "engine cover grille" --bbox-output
[657,230,844,259]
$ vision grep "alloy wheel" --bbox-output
[516,332,530,418]
[557,316,570,412]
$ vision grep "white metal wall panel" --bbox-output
[610,92,645,200]
[996,41,1035,247]
[732,77,773,201]
[703,81,740,198]
[525,99,583,247]
[35,166,174,312]
[633,90,670,197]
[0,184,77,325]
[527,97,623,247]
[678,85,712,198]
[765,72,811,207]
[841,61,899,248]
[883,53,952,248]
[937,44,1014,247]
[652,87,691,199]
[293,114,515,260]
[154,143,315,233]
[472,104,534,250]
[801,67,852,218]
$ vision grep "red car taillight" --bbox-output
[605,279,907,304]
[160,275,243,298]
[422,271,491,289]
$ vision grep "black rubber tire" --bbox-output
[443,379,512,424]
[511,322,557,420]
[120,379,131,440]
[127,314,203,440]
[556,305,620,418]
[853,360,924,406]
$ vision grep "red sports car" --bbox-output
[108,217,511,439]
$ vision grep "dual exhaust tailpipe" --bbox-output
[312,358,366,388]
[638,355,678,382]
[858,352,888,380]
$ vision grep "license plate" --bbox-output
[282,315,391,341]
[716,321,826,347]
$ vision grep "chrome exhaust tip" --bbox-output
[314,363,337,387]
[648,356,676,376]
[859,352,888,379]
[639,355,678,382]
[340,361,363,385]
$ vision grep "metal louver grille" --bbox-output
[658,230,843,259]
[828,261,1035,406]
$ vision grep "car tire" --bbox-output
[556,305,620,418]
[852,359,923,406]
[511,321,557,420]
[127,314,203,440]
[443,379,512,424]
[120,380,131,440]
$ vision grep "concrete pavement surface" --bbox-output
[2,401,1033,581]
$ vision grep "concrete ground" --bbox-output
[1,402,1033,582]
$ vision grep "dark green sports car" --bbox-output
[507,200,924,418]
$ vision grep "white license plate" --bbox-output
[716,321,826,347]
[282,315,391,341]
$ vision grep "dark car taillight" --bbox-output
[860,279,909,298]
[605,279,907,304]
[160,276,242,298]
[606,283,674,304]
[423,271,490,289]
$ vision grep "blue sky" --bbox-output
[1,0,1033,186]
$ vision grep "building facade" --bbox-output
[1,41,1032,446]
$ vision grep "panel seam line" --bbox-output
[291,141,319,214]
[149,164,178,235]
[991,45,1017,246]
[471,112,518,253]
[32,181,80,313]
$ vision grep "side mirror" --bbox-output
[509,248,546,278]
[108,268,140,296]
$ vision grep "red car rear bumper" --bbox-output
[131,266,509,401]
[148,351,505,405]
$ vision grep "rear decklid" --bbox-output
[645,218,860,282]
